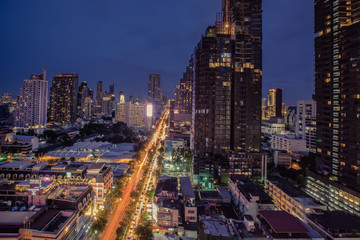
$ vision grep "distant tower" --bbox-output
[148,73,163,120]
[95,81,103,114]
[15,70,48,134]
[50,73,78,123]
[268,88,283,118]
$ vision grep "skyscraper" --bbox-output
[148,73,163,120]
[315,0,360,187]
[78,81,89,117]
[50,73,78,123]
[192,0,263,187]
[174,57,194,114]
[148,73,162,102]
[95,81,103,115]
[268,88,283,118]
[14,70,48,134]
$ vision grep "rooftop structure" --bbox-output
[307,210,360,239]
[257,210,322,239]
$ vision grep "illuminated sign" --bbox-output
[66,171,72,179]
[147,103,153,117]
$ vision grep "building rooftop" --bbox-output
[268,178,309,198]
[0,161,32,170]
[200,215,234,237]
[179,177,195,200]
[237,179,273,204]
[258,210,309,233]
[199,191,222,200]
[0,211,36,224]
[216,186,231,200]
[308,210,360,233]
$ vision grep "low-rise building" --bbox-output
[267,178,327,221]
[228,175,274,219]
[262,121,285,135]
[271,135,307,153]
[87,162,113,206]
[153,198,180,229]
[199,215,238,240]
[306,210,360,240]
[305,171,360,217]
[273,150,292,168]
[257,210,323,240]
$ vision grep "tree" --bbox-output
[134,220,154,240]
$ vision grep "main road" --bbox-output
[100,110,169,240]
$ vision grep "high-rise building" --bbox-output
[95,81,103,114]
[83,97,94,119]
[296,99,316,153]
[148,73,162,102]
[115,92,126,123]
[78,81,89,117]
[127,99,145,127]
[268,88,283,118]
[14,70,48,134]
[315,0,360,187]
[192,0,263,187]
[109,83,114,95]
[148,73,163,120]
[174,57,194,114]
[50,73,78,123]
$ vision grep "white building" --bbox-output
[271,135,306,153]
[14,70,48,134]
[296,99,316,153]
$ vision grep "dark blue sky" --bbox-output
[0,0,314,105]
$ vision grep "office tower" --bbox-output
[315,0,360,187]
[109,83,114,95]
[148,73,163,120]
[78,81,89,117]
[296,99,316,153]
[115,91,126,123]
[148,73,162,102]
[83,97,94,119]
[192,0,263,187]
[14,70,48,134]
[95,81,103,114]
[50,73,78,123]
[268,88,283,118]
[102,96,112,117]
[127,99,145,127]
[174,57,194,114]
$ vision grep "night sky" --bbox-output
[0,0,314,105]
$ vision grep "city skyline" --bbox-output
[0,0,313,104]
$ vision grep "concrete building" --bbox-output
[306,210,360,240]
[271,135,307,153]
[257,210,323,240]
[192,0,263,186]
[274,150,292,168]
[267,178,327,221]
[314,0,360,186]
[50,73,78,123]
[228,175,274,219]
[86,163,113,206]
[14,70,48,134]
[305,171,360,217]
[296,99,316,153]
